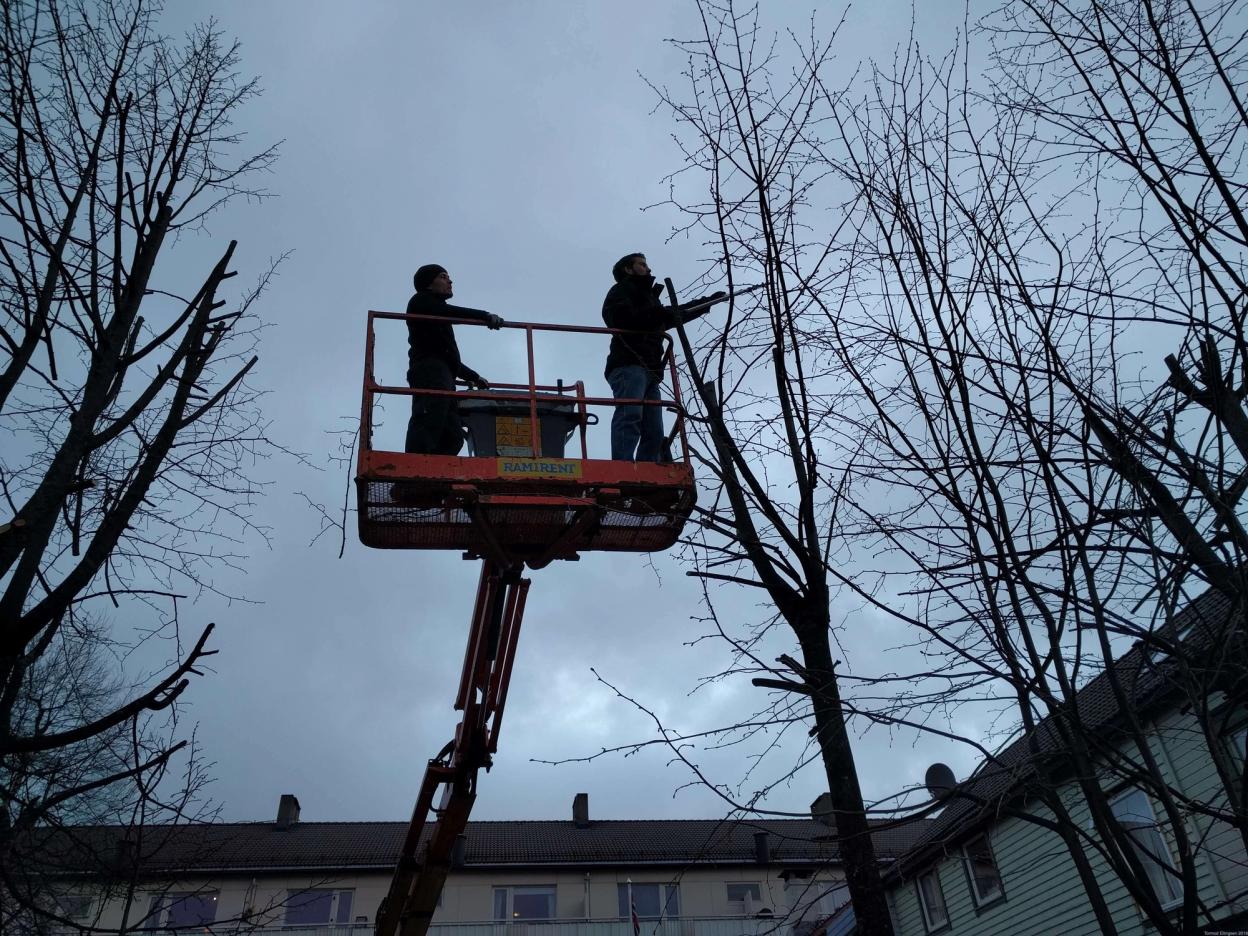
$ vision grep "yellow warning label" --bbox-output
[495,416,536,456]
[497,458,583,479]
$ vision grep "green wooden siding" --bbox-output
[886,703,1247,935]
[890,809,1108,936]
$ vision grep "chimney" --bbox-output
[753,830,771,865]
[113,836,138,875]
[275,794,301,830]
[572,792,590,828]
[452,834,467,868]
[810,792,835,828]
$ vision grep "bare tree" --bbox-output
[645,3,899,930]
[638,0,1248,933]
[0,0,278,926]
[819,33,1233,932]
[810,4,1248,931]
[985,0,1248,831]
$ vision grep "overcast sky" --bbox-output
[144,1,970,825]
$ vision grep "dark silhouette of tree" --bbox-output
[0,0,279,927]
[630,0,1248,932]
[646,3,898,930]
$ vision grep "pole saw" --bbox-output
[678,281,765,319]
[658,280,766,461]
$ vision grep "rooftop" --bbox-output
[34,816,931,877]
[887,584,1239,880]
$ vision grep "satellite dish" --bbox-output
[925,762,957,800]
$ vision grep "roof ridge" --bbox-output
[64,816,856,830]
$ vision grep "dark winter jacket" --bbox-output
[602,275,680,377]
[406,290,492,383]
[602,275,720,377]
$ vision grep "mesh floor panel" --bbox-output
[357,480,691,555]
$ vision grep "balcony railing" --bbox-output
[233,916,794,936]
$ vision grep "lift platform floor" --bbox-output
[356,453,696,559]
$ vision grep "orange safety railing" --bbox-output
[361,311,693,464]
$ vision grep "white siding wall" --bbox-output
[82,870,385,931]
[79,866,838,930]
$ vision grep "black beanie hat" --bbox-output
[413,264,447,291]
[612,253,646,283]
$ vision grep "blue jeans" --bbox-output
[608,365,663,461]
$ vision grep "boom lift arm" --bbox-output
[360,308,702,936]
[375,560,529,936]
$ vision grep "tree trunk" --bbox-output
[798,623,894,935]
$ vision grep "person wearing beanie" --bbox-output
[601,253,724,461]
[404,264,504,455]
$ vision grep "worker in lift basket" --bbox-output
[404,264,504,455]
[601,253,724,461]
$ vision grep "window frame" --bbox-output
[54,893,94,921]
[1231,724,1248,770]
[616,882,680,921]
[783,877,847,924]
[1221,711,1247,773]
[283,887,355,927]
[144,891,219,929]
[725,882,763,914]
[1108,787,1184,910]
[961,831,1006,909]
[492,884,557,922]
[915,868,950,933]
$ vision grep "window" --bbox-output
[285,888,355,926]
[726,882,763,913]
[784,877,846,922]
[145,892,218,928]
[915,869,949,931]
[784,876,847,936]
[1110,789,1183,908]
[617,883,680,920]
[1224,718,1247,772]
[963,832,1004,905]
[493,886,556,921]
[54,894,93,920]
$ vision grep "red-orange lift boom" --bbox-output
[356,304,696,936]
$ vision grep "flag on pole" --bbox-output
[627,879,640,936]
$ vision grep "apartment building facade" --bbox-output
[881,589,1248,935]
[32,794,928,935]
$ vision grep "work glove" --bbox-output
[486,314,504,330]
[688,291,726,308]
[680,292,726,322]
[471,375,490,390]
